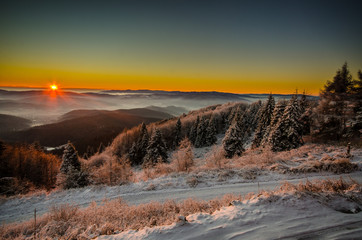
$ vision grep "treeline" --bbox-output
[110,102,256,166]
[0,141,60,195]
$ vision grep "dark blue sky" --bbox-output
[1,0,362,93]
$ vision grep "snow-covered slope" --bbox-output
[98,191,362,240]
[1,171,361,225]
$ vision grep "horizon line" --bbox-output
[0,86,319,96]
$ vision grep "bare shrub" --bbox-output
[205,146,228,169]
[90,157,133,185]
[50,204,79,222]
[171,138,194,172]
[233,147,277,169]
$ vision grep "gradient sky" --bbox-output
[1,0,362,94]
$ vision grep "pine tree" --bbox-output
[267,96,303,151]
[206,117,217,146]
[195,118,208,147]
[128,123,149,165]
[189,116,199,145]
[58,142,88,189]
[261,100,287,147]
[252,94,275,148]
[299,92,312,135]
[316,63,355,140]
[249,100,263,130]
[139,123,149,161]
[60,142,81,173]
[222,113,245,158]
[321,62,353,100]
[173,118,182,149]
[143,129,168,167]
[128,142,138,164]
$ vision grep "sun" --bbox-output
[50,84,58,90]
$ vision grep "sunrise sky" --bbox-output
[1,0,361,94]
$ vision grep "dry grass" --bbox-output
[290,157,358,174]
[280,177,361,194]
[1,178,360,239]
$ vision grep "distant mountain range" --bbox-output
[0,107,175,154]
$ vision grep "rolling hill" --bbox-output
[3,108,173,154]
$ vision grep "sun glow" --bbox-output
[50,84,58,90]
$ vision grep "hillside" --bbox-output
[0,114,31,133]
[3,108,172,154]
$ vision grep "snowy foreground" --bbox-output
[98,191,362,240]
[1,145,362,239]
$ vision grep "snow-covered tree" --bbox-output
[60,142,81,173]
[57,142,88,189]
[298,92,312,135]
[173,118,182,149]
[261,100,287,146]
[252,94,275,148]
[267,96,303,151]
[222,111,245,158]
[189,116,199,145]
[206,117,217,146]
[143,129,168,167]
[195,117,208,147]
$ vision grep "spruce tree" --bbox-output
[143,129,168,167]
[195,118,208,147]
[60,142,81,173]
[189,116,199,145]
[252,94,275,148]
[261,100,287,147]
[58,142,88,189]
[268,96,303,151]
[173,118,182,149]
[139,123,149,159]
[299,92,312,135]
[222,112,245,158]
[128,123,149,165]
[316,63,355,140]
[206,117,217,146]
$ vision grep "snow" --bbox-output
[97,192,362,240]
[1,171,361,224]
[0,144,361,239]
